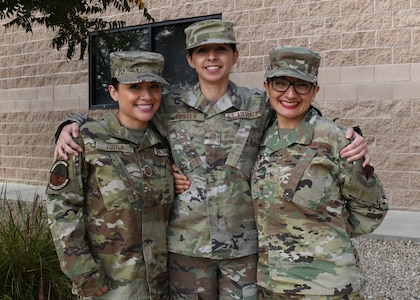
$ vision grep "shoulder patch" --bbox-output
[48,160,70,190]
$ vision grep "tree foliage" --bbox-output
[0,0,153,60]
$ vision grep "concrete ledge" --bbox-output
[1,183,47,202]
[366,210,420,242]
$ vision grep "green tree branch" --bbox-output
[0,0,154,60]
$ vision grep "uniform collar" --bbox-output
[103,113,162,149]
[262,107,319,151]
[181,81,246,114]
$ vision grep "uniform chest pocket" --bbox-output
[226,120,260,178]
[281,147,327,211]
[168,117,203,173]
[140,155,173,209]
[92,153,139,211]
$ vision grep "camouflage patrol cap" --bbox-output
[110,51,168,85]
[185,19,236,50]
[265,46,321,83]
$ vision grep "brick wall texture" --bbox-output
[0,0,419,210]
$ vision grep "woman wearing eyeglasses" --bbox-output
[251,46,388,299]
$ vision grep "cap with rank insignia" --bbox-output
[110,51,169,85]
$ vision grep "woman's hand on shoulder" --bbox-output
[54,123,83,161]
[340,127,370,167]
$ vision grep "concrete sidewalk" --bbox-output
[1,183,419,242]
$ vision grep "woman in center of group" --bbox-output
[159,20,270,299]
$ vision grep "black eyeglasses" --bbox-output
[270,78,316,95]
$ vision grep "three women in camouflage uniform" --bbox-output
[52,20,372,300]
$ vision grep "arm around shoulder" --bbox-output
[54,113,91,142]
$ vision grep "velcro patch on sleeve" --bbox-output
[48,160,70,191]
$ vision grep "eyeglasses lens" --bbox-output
[271,79,313,95]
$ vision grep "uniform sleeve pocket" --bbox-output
[345,163,380,205]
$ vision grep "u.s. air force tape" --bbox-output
[48,160,70,190]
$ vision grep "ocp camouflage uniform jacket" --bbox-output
[153,81,273,259]
[251,107,388,296]
[46,113,174,299]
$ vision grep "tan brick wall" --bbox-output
[0,0,419,210]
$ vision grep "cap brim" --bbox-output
[116,73,169,85]
[186,38,236,49]
[265,69,317,83]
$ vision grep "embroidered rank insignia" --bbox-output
[143,165,154,177]
[48,160,70,190]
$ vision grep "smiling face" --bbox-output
[187,43,238,86]
[264,76,320,129]
[109,81,162,129]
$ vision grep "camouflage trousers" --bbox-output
[168,252,258,300]
[258,287,363,300]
